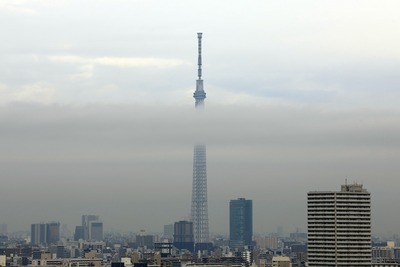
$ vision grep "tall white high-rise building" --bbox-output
[307,183,371,266]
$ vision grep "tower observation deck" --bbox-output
[191,32,209,244]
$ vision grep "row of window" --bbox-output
[311,218,371,220]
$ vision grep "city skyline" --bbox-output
[1,1,400,237]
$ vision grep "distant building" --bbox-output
[289,232,307,242]
[60,224,70,239]
[372,241,399,264]
[0,255,6,267]
[47,222,60,244]
[373,246,394,261]
[56,245,65,259]
[31,257,102,267]
[276,226,283,238]
[254,235,278,250]
[89,221,103,241]
[154,242,174,257]
[272,256,291,267]
[0,235,8,244]
[136,234,154,249]
[239,250,253,265]
[163,224,174,238]
[32,250,42,260]
[307,183,371,266]
[372,262,398,267]
[229,198,253,249]
[31,222,60,245]
[290,243,307,253]
[0,224,7,235]
[121,257,132,267]
[74,226,84,241]
[186,260,246,267]
[31,223,47,246]
[173,221,194,252]
[82,215,99,241]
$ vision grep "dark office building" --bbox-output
[31,222,60,245]
[31,223,47,245]
[21,257,29,266]
[74,226,84,241]
[32,250,42,260]
[229,198,253,249]
[81,215,99,241]
[89,221,103,241]
[135,234,154,249]
[56,245,65,258]
[173,221,194,252]
[46,222,60,244]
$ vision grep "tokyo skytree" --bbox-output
[191,32,209,243]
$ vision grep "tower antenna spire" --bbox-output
[193,33,206,108]
[197,32,202,79]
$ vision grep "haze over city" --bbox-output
[1,0,400,238]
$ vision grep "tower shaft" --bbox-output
[191,144,209,243]
[191,33,209,244]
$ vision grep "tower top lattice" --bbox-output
[193,32,206,108]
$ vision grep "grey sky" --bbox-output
[1,1,400,237]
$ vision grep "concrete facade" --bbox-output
[307,183,371,266]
